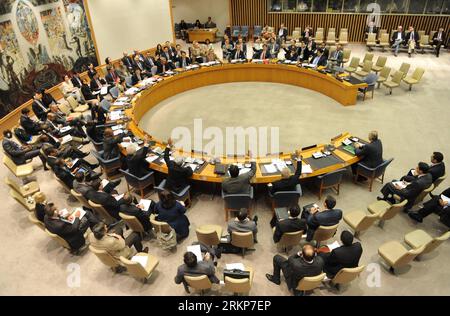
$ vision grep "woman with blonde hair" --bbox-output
[33,192,47,223]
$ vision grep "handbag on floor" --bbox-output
[157,228,177,250]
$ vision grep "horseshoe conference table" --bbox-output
[120,63,366,184]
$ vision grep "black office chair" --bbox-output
[268,184,302,211]
[222,187,254,221]
[155,179,191,207]
[313,169,346,200]
[92,150,122,179]
[119,169,155,198]
[354,158,394,192]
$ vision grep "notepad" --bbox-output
[225,263,245,271]
[393,181,408,189]
[100,86,108,95]
[113,129,123,136]
[60,208,86,224]
[263,164,278,174]
[113,194,124,201]
[187,245,203,262]
[61,135,72,145]
[328,241,341,251]
[113,101,126,107]
[302,164,313,174]
[139,199,152,212]
[312,152,324,159]
[111,125,123,131]
[131,255,148,268]
[146,155,160,163]
[239,168,251,175]
[188,164,197,172]
[342,138,352,146]
[440,195,450,206]
[59,126,72,133]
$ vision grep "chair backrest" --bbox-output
[379,66,391,79]
[332,265,366,285]
[340,28,348,33]
[316,27,324,32]
[196,227,221,246]
[363,53,374,62]
[125,76,133,87]
[433,173,446,189]
[119,212,145,234]
[339,32,348,41]
[327,31,336,40]
[367,33,376,43]
[394,245,425,268]
[315,31,324,41]
[3,155,18,174]
[424,231,450,254]
[120,256,149,279]
[66,96,78,110]
[241,25,249,32]
[88,200,116,224]
[375,56,387,67]
[28,212,45,230]
[349,57,360,68]
[119,169,141,187]
[58,102,72,116]
[294,27,301,32]
[150,214,172,234]
[390,70,403,84]
[231,231,254,249]
[374,158,394,178]
[380,33,390,43]
[429,31,436,42]
[381,199,407,221]
[411,68,425,81]
[414,184,434,205]
[279,230,304,247]
[184,274,212,291]
[225,275,251,294]
[362,61,373,72]
[418,30,425,38]
[343,49,351,60]
[420,35,429,45]
[292,30,300,39]
[45,228,71,250]
[328,46,336,58]
[10,188,35,211]
[89,245,121,268]
[399,63,410,76]
[92,150,121,167]
[296,273,326,291]
[254,25,262,35]
[224,193,252,210]
[100,99,111,111]
[4,176,21,192]
[328,27,336,33]
[355,212,379,232]
[318,169,346,187]
[313,224,339,243]
[70,189,90,208]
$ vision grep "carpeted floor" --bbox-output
[1,42,449,296]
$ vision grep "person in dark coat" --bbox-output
[155,190,190,242]
[119,193,153,232]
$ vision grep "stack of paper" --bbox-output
[226,263,245,271]
[239,167,251,175]
[61,135,73,145]
[272,159,287,172]
[263,164,278,174]
[113,129,123,136]
[125,88,139,95]
[113,101,126,107]
[139,199,152,211]
[116,97,129,102]
[187,245,203,262]
[109,111,123,121]
[100,86,108,95]
[441,195,450,208]
[328,241,341,251]
[393,181,408,189]
[302,164,313,174]
[188,164,197,172]
[131,255,148,268]
[252,59,263,63]
[146,155,160,163]
[342,139,352,146]
[312,152,325,159]
[59,126,72,133]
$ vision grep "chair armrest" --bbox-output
[295,184,303,196]
[357,163,376,172]
[137,171,154,181]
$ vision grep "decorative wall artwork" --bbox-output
[0,0,98,118]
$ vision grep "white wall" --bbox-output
[171,0,229,33]
[86,0,174,62]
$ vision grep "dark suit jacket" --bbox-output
[429,162,445,182]
[71,76,83,88]
[105,71,120,85]
[87,69,97,79]
[273,217,307,243]
[284,254,324,290]
[222,162,256,195]
[355,139,383,168]
[126,145,150,178]
[311,54,328,67]
[155,201,190,238]
[32,100,48,121]
[44,215,85,250]
[175,261,220,285]
[391,31,405,44]
[323,242,362,277]
[131,73,143,85]
[330,50,344,65]
[163,147,193,193]
[298,47,310,61]
[144,57,157,70]
[365,26,378,34]
[86,125,103,143]
[102,135,123,160]
[156,61,175,75]
[433,31,446,42]
[86,190,123,220]
[307,208,343,230]
[122,56,134,70]
[90,78,106,92]
[20,115,41,135]
[401,173,433,200]
[230,49,246,60]
[81,84,97,101]
[270,160,302,194]
[255,50,272,59]
[119,203,152,231]
[278,28,288,39]
[2,138,27,164]
[54,164,75,189]
[177,56,191,68]
[406,31,420,43]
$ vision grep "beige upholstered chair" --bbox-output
[9,189,35,212]
[291,30,301,41]
[419,35,431,53]
[184,274,213,295]
[359,52,374,67]
[119,213,146,238]
[278,230,304,253]
[312,224,339,247]
[88,200,116,225]
[28,212,45,231]
[330,265,366,290]
[326,31,337,45]
[67,96,89,113]
[196,224,223,247]
[366,33,377,50]
[224,265,254,295]
[342,49,351,64]
[404,230,450,255]
[378,241,425,273]
[315,31,324,43]
[345,57,360,74]
[45,228,72,251]
[296,273,326,295]
[367,199,407,228]
[231,231,254,257]
[89,245,122,272]
[371,56,387,73]
[413,184,434,206]
[355,61,373,77]
[120,253,159,283]
[58,102,82,120]
[150,213,172,234]
[392,62,410,78]
[338,31,348,45]
[402,68,425,91]
[70,189,91,209]
[433,173,446,190]
[376,67,391,88]
[343,211,379,238]
[379,33,390,51]
[383,70,404,94]
[3,155,34,178]
[5,176,39,197]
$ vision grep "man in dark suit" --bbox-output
[405,26,420,57]
[402,152,445,183]
[102,128,125,160]
[156,57,175,75]
[53,158,75,189]
[222,160,256,195]
[86,120,104,143]
[20,108,43,135]
[304,195,343,241]
[175,251,220,292]
[131,68,144,86]
[330,44,344,66]
[122,52,135,71]
[273,205,307,243]
[71,71,83,88]
[409,187,450,223]
[310,48,328,67]
[86,189,124,220]
[230,43,246,61]
[297,42,310,62]
[105,65,120,85]
[89,73,107,93]
[266,244,324,296]
[302,27,314,43]
[319,230,363,278]
[177,51,191,69]
[161,46,174,63]
[133,55,150,77]
[144,52,158,73]
[378,162,433,210]
[269,154,302,194]
[163,138,193,193]
[391,26,405,56]
[433,28,446,57]
[353,131,383,177]
[119,193,153,231]
[126,136,152,178]
[32,91,49,122]
[277,23,288,42]
[2,129,41,164]
[254,44,272,60]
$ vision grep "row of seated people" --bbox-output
[390,26,447,58]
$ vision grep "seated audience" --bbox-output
[116,59,131,80]
[230,43,246,61]
[2,129,41,164]
[273,206,307,243]
[156,56,175,75]
[405,26,419,58]
[204,17,216,28]
[105,65,121,85]
[391,26,405,57]
[177,51,191,69]
[81,79,100,107]
[32,91,49,122]
[102,127,125,160]
[303,196,343,241]
[155,190,190,242]
[266,244,324,296]
[254,44,272,59]
[227,209,258,242]
[53,158,76,189]
[33,192,47,223]
[408,187,450,223]
[20,108,43,135]
[121,52,135,72]
[61,74,83,103]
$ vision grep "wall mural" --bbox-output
[0,0,98,118]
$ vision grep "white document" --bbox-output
[117,97,129,102]
[188,164,197,172]
[60,208,86,224]
[152,147,163,155]
[187,245,203,262]
[263,164,278,174]
[252,59,263,63]
[139,199,152,211]
[239,168,251,175]
[342,139,352,146]
[111,125,123,131]
[441,195,450,208]
[131,255,148,268]
[393,181,408,189]
[328,241,341,251]
[113,101,126,107]
[411,169,417,176]
[101,179,110,188]
[113,194,124,201]
[184,157,194,164]
[226,263,245,271]
[146,155,160,163]
[59,126,71,133]
[313,152,324,159]
[61,135,72,145]
[113,129,123,136]
[302,164,313,174]
[100,86,108,95]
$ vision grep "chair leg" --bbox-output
[369,178,374,192]
[378,219,385,228]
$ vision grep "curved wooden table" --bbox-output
[123,63,364,184]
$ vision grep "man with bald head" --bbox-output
[266,244,324,295]
[268,152,303,194]
[126,135,152,178]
